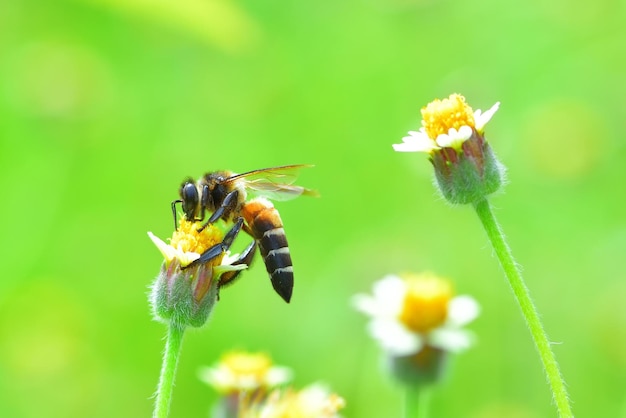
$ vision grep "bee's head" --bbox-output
[179,179,199,220]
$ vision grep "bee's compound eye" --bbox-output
[181,182,199,219]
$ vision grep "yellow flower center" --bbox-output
[222,351,273,379]
[421,93,475,139]
[398,273,453,333]
[170,219,224,258]
[258,387,345,418]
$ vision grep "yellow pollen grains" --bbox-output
[222,351,272,379]
[398,273,453,333]
[421,93,475,139]
[170,219,224,257]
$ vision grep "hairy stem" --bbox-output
[153,323,186,418]
[405,386,431,418]
[473,198,573,417]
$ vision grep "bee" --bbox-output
[171,165,317,303]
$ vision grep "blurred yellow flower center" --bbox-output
[255,386,345,418]
[421,93,475,139]
[222,351,272,379]
[398,274,452,333]
[170,219,223,256]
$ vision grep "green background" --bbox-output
[1,0,625,416]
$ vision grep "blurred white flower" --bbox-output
[353,273,480,356]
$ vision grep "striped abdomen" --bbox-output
[241,198,293,303]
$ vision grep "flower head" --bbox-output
[241,384,345,418]
[199,351,292,395]
[353,273,480,357]
[354,273,479,385]
[394,94,499,154]
[393,93,504,205]
[148,219,247,328]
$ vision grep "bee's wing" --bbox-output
[226,165,319,201]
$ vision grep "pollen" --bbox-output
[421,93,475,140]
[170,219,224,256]
[398,273,452,334]
[221,351,273,380]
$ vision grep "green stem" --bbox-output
[153,323,186,418]
[404,386,431,418]
[473,198,573,418]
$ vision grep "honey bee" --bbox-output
[171,165,317,303]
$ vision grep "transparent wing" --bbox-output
[225,165,319,201]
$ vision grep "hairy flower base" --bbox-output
[151,259,221,328]
[432,134,505,205]
[387,346,448,386]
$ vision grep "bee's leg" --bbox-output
[171,199,182,230]
[216,241,257,300]
[198,184,210,222]
[198,189,239,232]
[182,217,244,270]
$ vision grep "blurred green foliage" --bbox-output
[1,0,625,416]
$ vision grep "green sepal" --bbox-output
[432,140,505,205]
[387,346,448,387]
[150,261,219,329]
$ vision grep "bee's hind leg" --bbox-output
[218,240,257,292]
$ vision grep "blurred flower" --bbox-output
[354,273,479,385]
[148,219,247,328]
[353,273,479,357]
[393,94,504,205]
[199,351,292,395]
[241,384,345,418]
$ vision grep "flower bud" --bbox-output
[387,346,448,386]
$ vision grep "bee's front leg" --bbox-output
[198,189,239,232]
[171,199,182,230]
[182,217,244,270]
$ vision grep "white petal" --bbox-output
[371,275,406,316]
[475,102,500,132]
[198,366,234,390]
[147,231,176,262]
[265,366,293,387]
[221,251,240,265]
[393,131,438,153]
[352,294,380,317]
[435,133,455,148]
[372,274,405,300]
[177,251,200,267]
[428,328,475,353]
[369,319,423,356]
[353,275,405,318]
[435,126,472,149]
[214,263,247,276]
[457,125,473,139]
[447,295,480,327]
